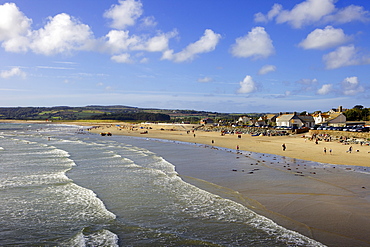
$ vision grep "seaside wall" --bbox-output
[309,130,370,139]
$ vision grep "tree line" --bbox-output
[90,112,170,121]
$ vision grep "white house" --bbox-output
[313,112,346,126]
[237,116,251,125]
[276,113,315,128]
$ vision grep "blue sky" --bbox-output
[0,0,369,113]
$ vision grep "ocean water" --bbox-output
[0,123,325,246]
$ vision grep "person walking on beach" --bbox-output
[282,143,286,151]
[324,147,327,154]
[236,145,239,151]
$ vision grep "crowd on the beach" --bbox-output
[199,126,291,136]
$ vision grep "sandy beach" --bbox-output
[79,121,370,246]
[2,120,370,246]
[84,122,370,168]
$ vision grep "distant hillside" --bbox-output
[0,105,242,122]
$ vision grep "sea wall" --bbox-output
[309,130,370,140]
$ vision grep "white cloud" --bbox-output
[341,76,365,95]
[230,27,274,59]
[255,0,369,28]
[134,31,177,52]
[254,3,282,23]
[0,67,26,79]
[111,53,133,63]
[258,65,276,75]
[162,29,221,63]
[323,45,370,69]
[104,30,140,53]
[104,30,177,55]
[276,0,335,28]
[237,75,257,94]
[317,84,333,95]
[30,13,95,55]
[104,0,143,29]
[0,3,96,55]
[197,77,213,83]
[299,26,351,50]
[0,3,31,40]
[323,5,370,24]
[0,3,32,52]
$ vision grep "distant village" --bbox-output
[199,106,369,132]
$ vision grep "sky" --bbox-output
[0,0,369,113]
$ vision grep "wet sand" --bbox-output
[82,122,370,246]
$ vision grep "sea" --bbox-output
[0,123,325,246]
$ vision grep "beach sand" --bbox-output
[81,122,370,246]
[3,120,370,246]
[85,122,370,168]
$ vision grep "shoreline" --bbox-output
[2,120,369,168]
[2,120,370,246]
[80,121,370,168]
[81,121,370,246]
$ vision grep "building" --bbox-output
[254,114,278,127]
[237,116,251,125]
[200,118,214,125]
[313,112,347,126]
[276,112,315,128]
[322,113,347,126]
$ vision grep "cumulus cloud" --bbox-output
[255,0,369,28]
[275,0,335,28]
[111,53,133,63]
[323,45,370,69]
[237,75,257,94]
[317,84,333,95]
[323,5,370,24]
[299,26,351,50]
[341,76,365,95]
[230,27,274,59]
[104,0,143,29]
[162,29,221,63]
[0,3,32,52]
[254,3,282,23]
[133,31,177,52]
[197,76,213,83]
[0,2,218,64]
[0,67,26,79]
[30,13,95,55]
[258,65,276,75]
[104,30,139,53]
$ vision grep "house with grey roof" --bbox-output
[312,112,346,126]
[276,112,315,128]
